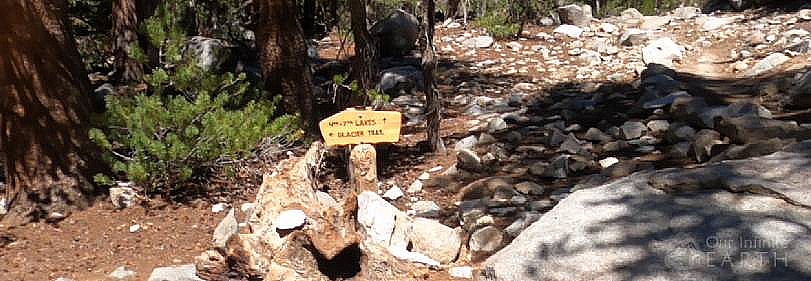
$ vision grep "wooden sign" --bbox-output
[319,108,402,146]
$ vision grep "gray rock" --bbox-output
[528,200,555,211]
[717,116,811,144]
[553,25,584,38]
[370,9,419,56]
[671,6,700,19]
[184,36,232,73]
[693,129,722,162]
[109,266,137,280]
[789,71,811,108]
[504,212,542,237]
[620,29,650,46]
[275,209,307,230]
[515,181,545,195]
[602,140,629,152]
[470,225,504,253]
[701,16,733,31]
[666,124,696,143]
[457,149,483,172]
[412,201,441,218]
[642,38,684,67]
[642,91,690,109]
[212,208,238,251]
[559,135,585,154]
[378,66,424,96]
[640,16,671,30]
[383,186,404,200]
[410,218,462,264]
[746,53,790,77]
[449,266,474,279]
[147,264,203,281]
[601,161,636,178]
[463,36,495,48]
[484,151,811,281]
[725,101,772,119]
[582,127,612,143]
[710,138,795,162]
[558,4,591,27]
[646,120,670,136]
[620,121,647,140]
[669,141,692,158]
[455,135,479,151]
[573,174,610,191]
[109,186,137,209]
[487,117,508,133]
[478,133,497,145]
[620,8,644,26]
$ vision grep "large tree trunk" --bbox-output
[113,0,145,83]
[0,0,108,225]
[422,0,444,152]
[349,0,379,93]
[255,0,318,137]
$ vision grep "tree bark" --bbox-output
[349,0,379,93]
[422,0,444,153]
[0,0,108,225]
[255,0,318,137]
[447,0,461,19]
[113,0,145,83]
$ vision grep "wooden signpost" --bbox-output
[319,108,402,146]
[319,108,402,193]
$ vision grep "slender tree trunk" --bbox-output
[349,0,379,94]
[113,0,145,82]
[301,0,317,37]
[136,0,160,68]
[447,0,461,19]
[0,0,108,225]
[422,0,444,153]
[255,0,318,137]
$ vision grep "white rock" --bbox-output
[0,197,6,216]
[383,186,404,200]
[463,36,494,48]
[746,53,790,77]
[410,218,463,264]
[599,22,618,33]
[389,248,440,266]
[412,201,441,217]
[211,203,228,213]
[702,17,732,31]
[129,224,141,233]
[553,25,584,39]
[428,166,443,173]
[407,179,423,193]
[357,191,398,245]
[275,209,307,230]
[109,266,137,281]
[641,37,684,67]
[147,264,203,281]
[109,187,137,209]
[599,157,620,169]
[469,226,504,253]
[449,266,474,279]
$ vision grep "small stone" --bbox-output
[412,201,441,217]
[109,266,137,281]
[478,133,497,145]
[620,121,647,140]
[428,166,443,173]
[469,226,504,253]
[747,53,790,77]
[129,224,141,233]
[553,24,584,38]
[240,203,257,217]
[457,149,483,172]
[408,179,423,193]
[646,120,670,136]
[109,186,137,209]
[514,181,545,195]
[275,209,307,230]
[213,208,238,250]
[487,117,508,133]
[409,218,462,264]
[583,127,612,143]
[0,197,6,216]
[455,135,478,151]
[383,186,404,200]
[529,200,555,211]
[463,35,495,48]
[211,203,228,213]
[147,264,203,281]
[449,266,474,279]
[598,157,619,169]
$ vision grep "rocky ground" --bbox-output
[5,4,811,281]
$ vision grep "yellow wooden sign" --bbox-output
[319,108,402,146]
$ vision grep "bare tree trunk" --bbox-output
[255,0,318,137]
[349,0,378,94]
[301,0,317,37]
[422,0,444,153]
[0,0,108,225]
[113,0,145,82]
[447,0,461,19]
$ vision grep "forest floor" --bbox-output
[4,6,811,281]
